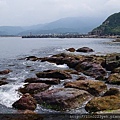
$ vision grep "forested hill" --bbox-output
[90,12,120,35]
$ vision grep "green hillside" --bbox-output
[90,12,120,35]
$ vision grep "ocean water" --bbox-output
[0,37,120,113]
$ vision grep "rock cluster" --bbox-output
[12,47,120,114]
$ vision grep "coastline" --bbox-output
[0,37,119,119]
[22,34,120,39]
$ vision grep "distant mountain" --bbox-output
[0,31,7,35]
[0,16,103,35]
[19,17,103,35]
[0,26,24,35]
[90,12,120,35]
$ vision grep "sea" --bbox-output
[0,37,120,114]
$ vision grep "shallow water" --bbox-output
[0,37,120,113]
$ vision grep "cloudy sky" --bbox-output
[0,0,120,26]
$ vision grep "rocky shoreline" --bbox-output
[0,46,120,119]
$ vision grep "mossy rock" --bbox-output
[85,95,120,113]
[107,73,120,84]
[64,80,107,96]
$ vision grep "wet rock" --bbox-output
[85,95,120,113]
[25,78,38,83]
[25,56,39,61]
[75,62,106,79]
[77,76,87,80]
[62,69,79,75]
[103,88,120,96]
[0,77,7,80]
[64,80,107,96]
[12,93,37,110]
[113,38,120,42]
[19,83,50,94]
[112,67,120,73]
[23,110,37,114]
[25,77,60,85]
[0,77,7,84]
[105,61,120,71]
[0,80,8,86]
[52,53,73,58]
[75,62,93,71]
[41,53,84,68]
[104,53,120,71]
[36,70,72,79]
[26,66,31,68]
[76,47,94,53]
[41,56,63,64]
[0,69,12,75]
[34,88,92,111]
[65,59,80,68]
[66,48,75,52]
[107,73,120,84]
[33,79,60,85]
[17,110,37,114]
[41,56,81,69]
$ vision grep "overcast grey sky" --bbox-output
[0,0,120,26]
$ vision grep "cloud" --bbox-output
[0,0,120,26]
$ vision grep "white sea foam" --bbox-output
[53,64,69,68]
[0,83,25,108]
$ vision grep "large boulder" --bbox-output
[19,83,50,94]
[107,73,120,84]
[34,88,92,111]
[41,56,81,69]
[41,53,84,68]
[75,62,106,79]
[85,95,120,113]
[76,47,94,53]
[36,70,72,79]
[64,80,107,96]
[25,77,60,85]
[12,93,37,110]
